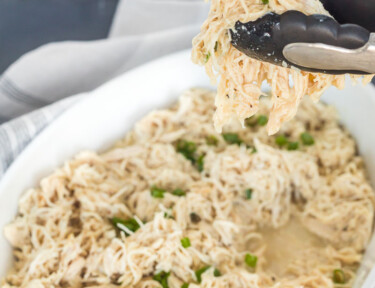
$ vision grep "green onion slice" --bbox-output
[204,52,211,63]
[176,140,197,162]
[245,189,253,200]
[181,237,191,248]
[111,217,140,236]
[287,141,299,151]
[222,133,242,145]
[300,132,315,146]
[195,266,211,283]
[275,135,288,147]
[245,253,258,268]
[245,116,257,127]
[214,41,218,52]
[257,115,268,126]
[333,269,346,284]
[172,189,186,197]
[206,135,219,146]
[153,271,170,288]
[197,154,205,172]
[151,186,166,198]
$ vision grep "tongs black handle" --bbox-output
[230,11,372,74]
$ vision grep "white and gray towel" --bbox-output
[0,0,209,178]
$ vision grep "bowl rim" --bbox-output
[1,49,375,286]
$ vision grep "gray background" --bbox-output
[0,0,373,84]
[0,0,119,74]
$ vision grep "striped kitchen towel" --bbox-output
[0,0,209,179]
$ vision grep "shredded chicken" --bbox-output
[192,0,374,135]
[1,88,374,288]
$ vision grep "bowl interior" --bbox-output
[0,50,374,285]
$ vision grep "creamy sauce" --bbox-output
[261,214,325,277]
[3,89,373,288]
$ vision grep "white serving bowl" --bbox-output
[0,50,374,287]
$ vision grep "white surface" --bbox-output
[0,50,375,287]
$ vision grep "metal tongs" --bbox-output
[230,11,375,75]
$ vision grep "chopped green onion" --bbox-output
[275,135,288,147]
[197,154,205,172]
[214,268,222,277]
[257,115,268,126]
[300,132,315,146]
[172,189,186,197]
[287,141,299,151]
[153,271,170,288]
[176,140,197,162]
[246,115,268,127]
[245,116,257,127]
[214,41,218,52]
[151,186,166,198]
[181,283,189,288]
[204,52,211,63]
[245,189,253,200]
[332,269,346,284]
[222,133,242,145]
[181,237,191,248]
[195,266,211,283]
[111,217,140,236]
[262,0,269,4]
[245,253,258,268]
[206,135,219,146]
[246,145,257,154]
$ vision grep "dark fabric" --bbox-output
[320,0,375,32]
[0,0,119,74]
